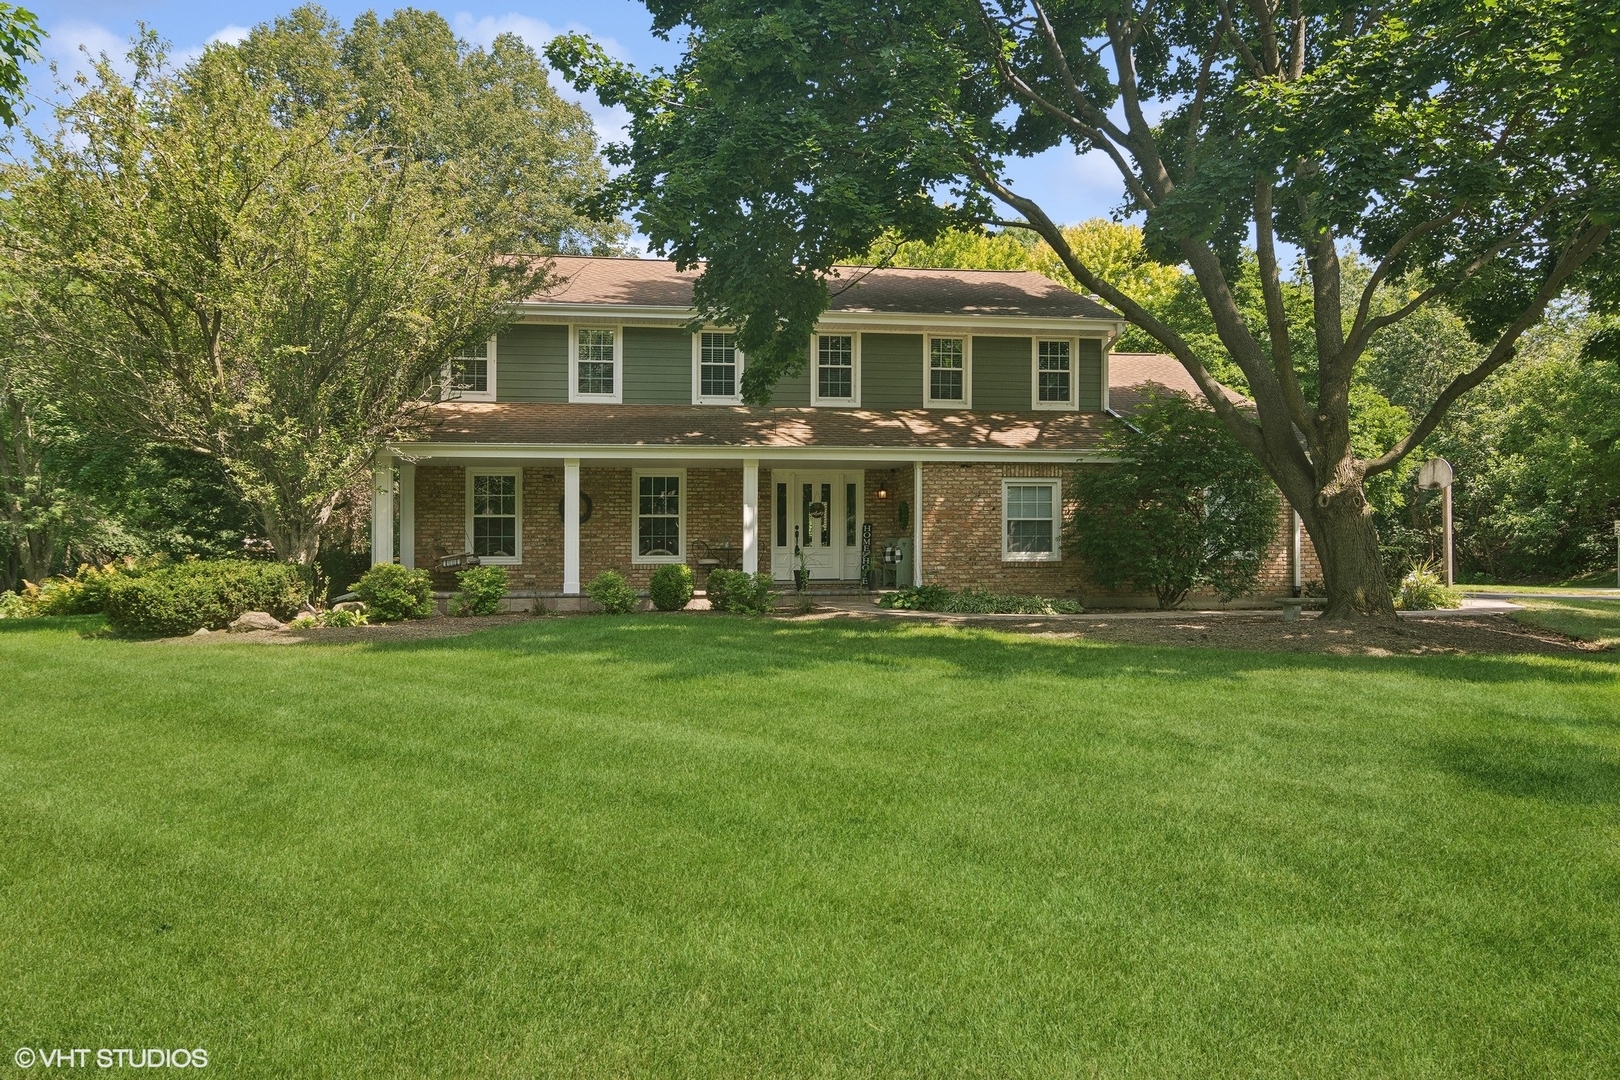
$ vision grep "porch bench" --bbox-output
[1274,596,1328,621]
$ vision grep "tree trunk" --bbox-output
[259,507,325,566]
[1304,482,1396,620]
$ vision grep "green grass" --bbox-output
[1511,598,1620,648]
[2,615,1618,1078]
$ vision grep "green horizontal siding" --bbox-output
[623,327,691,405]
[1077,338,1104,411]
[768,362,812,407]
[971,336,1032,410]
[861,333,923,409]
[496,323,567,403]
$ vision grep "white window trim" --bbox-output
[443,335,498,403]
[1032,337,1079,411]
[810,332,861,407]
[923,333,973,409]
[569,324,623,404]
[631,467,687,565]
[465,468,523,565]
[1001,477,1061,563]
[691,328,745,405]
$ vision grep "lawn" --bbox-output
[1510,598,1620,648]
[2,615,1618,1078]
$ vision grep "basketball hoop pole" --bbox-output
[1443,485,1454,588]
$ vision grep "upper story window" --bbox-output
[1035,339,1075,410]
[694,331,742,404]
[926,335,969,407]
[445,337,496,402]
[570,326,622,403]
[814,333,857,405]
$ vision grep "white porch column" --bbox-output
[741,458,760,575]
[1292,510,1303,594]
[912,461,924,586]
[370,452,394,566]
[563,458,581,595]
[398,461,416,569]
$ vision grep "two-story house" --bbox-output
[371,256,1315,605]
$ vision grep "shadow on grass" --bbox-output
[1432,736,1620,805]
[361,612,1620,692]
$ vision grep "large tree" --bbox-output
[3,14,618,564]
[551,0,1619,618]
[0,2,39,127]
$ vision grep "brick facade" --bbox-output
[408,461,1319,602]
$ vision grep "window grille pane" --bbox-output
[930,367,963,402]
[817,335,853,399]
[930,336,964,401]
[700,332,737,398]
[1038,340,1071,402]
[636,475,681,557]
[1006,484,1055,554]
[471,474,517,557]
[846,483,857,546]
[449,356,488,393]
[578,329,616,395]
[820,482,831,546]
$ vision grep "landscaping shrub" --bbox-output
[877,585,1082,615]
[0,590,32,618]
[705,569,777,614]
[318,607,368,627]
[649,563,695,611]
[586,570,638,614]
[105,560,308,636]
[1396,562,1462,610]
[351,564,434,622]
[450,565,509,616]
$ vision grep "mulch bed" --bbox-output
[158,608,1609,658]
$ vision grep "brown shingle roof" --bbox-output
[417,404,1114,452]
[531,256,1120,321]
[1108,352,1249,416]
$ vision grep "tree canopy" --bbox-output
[552,0,1620,617]
[0,3,39,127]
[2,12,621,564]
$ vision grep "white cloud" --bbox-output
[41,19,132,81]
[208,25,251,47]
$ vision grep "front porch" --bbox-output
[370,454,932,597]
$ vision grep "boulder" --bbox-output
[332,600,367,613]
[229,610,286,633]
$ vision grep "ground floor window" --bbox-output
[634,471,684,563]
[468,471,520,562]
[1003,479,1060,561]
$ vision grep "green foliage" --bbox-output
[648,563,695,612]
[704,569,777,615]
[352,564,434,622]
[1395,563,1463,611]
[1070,392,1281,609]
[0,588,26,617]
[105,560,308,636]
[318,607,368,628]
[0,558,164,618]
[586,570,638,614]
[876,586,1082,615]
[450,564,509,616]
[2,12,618,563]
[0,2,40,127]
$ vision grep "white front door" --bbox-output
[778,471,863,581]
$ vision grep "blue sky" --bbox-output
[17,0,1129,242]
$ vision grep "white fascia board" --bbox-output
[512,303,1123,337]
[390,440,1118,466]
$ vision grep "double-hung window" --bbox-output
[695,331,742,403]
[1035,339,1074,408]
[1003,479,1060,562]
[633,471,684,563]
[814,334,856,404]
[572,326,621,402]
[926,336,968,406]
[468,471,521,563]
[445,337,496,401]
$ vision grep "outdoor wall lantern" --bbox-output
[875,483,889,500]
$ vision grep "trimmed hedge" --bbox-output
[877,586,1082,615]
[586,570,638,614]
[705,569,777,615]
[352,564,435,622]
[450,565,509,616]
[105,560,308,636]
[649,563,695,611]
